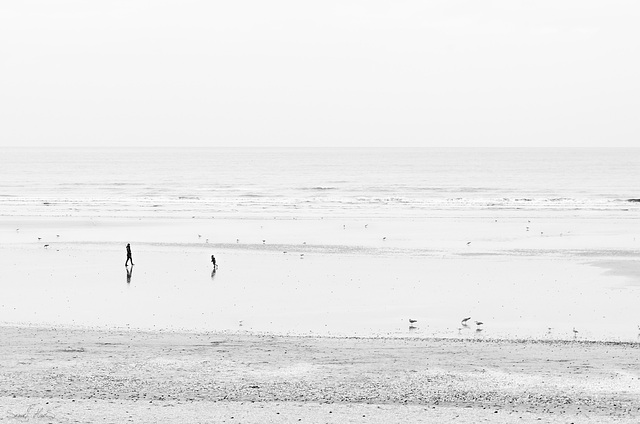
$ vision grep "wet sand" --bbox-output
[2,215,639,340]
[1,325,639,423]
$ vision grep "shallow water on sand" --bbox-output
[2,215,639,341]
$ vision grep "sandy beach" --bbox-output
[2,209,639,422]
[1,325,639,423]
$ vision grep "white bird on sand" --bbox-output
[461,317,471,325]
[573,327,579,335]
[475,321,483,326]
[409,319,417,324]
[198,234,201,238]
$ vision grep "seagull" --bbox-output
[409,319,417,324]
[466,241,471,245]
[572,327,579,337]
[262,240,266,244]
[461,317,471,326]
[44,244,49,248]
[382,237,386,241]
[198,234,201,238]
[475,321,483,326]
[364,224,368,228]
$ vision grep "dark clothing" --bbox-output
[125,244,133,266]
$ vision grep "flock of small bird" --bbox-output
[405,317,627,339]
[16,228,60,249]
[408,317,485,333]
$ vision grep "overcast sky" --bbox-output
[1,1,639,148]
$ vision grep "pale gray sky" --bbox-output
[1,1,639,147]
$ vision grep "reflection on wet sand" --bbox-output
[126,266,133,283]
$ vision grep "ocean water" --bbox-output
[1,147,639,219]
[1,147,640,341]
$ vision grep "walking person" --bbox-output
[125,243,134,266]
[211,254,217,270]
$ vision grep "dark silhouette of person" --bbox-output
[126,265,133,283]
[125,243,134,266]
[211,254,217,270]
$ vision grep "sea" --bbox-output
[1,147,639,341]
[1,147,639,219]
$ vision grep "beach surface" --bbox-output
[1,325,639,423]
[2,215,639,341]
[2,148,640,422]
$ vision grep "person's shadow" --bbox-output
[126,265,133,284]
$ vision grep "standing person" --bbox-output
[211,254,217,270]
[125,243,134,266]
